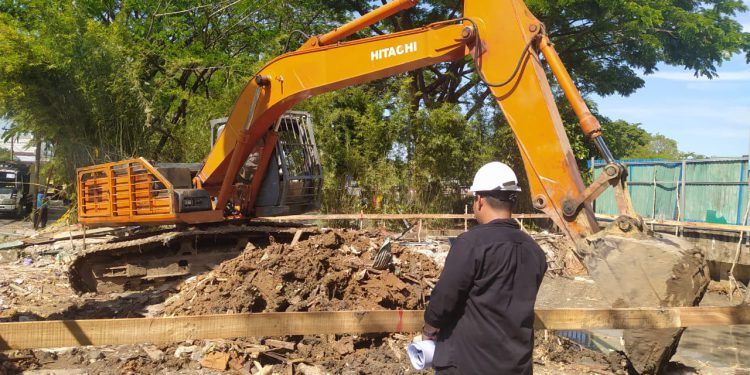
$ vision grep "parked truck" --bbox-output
[0,161,32,218]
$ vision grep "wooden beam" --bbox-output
[0,310,421,350]
[596,214,750,233]
[2,306,750,350]
[261,213,548,221]
[261,212,749,233]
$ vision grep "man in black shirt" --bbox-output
[423,162,547,374]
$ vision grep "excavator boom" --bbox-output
[79,0,608,237]
[196,0,608,242]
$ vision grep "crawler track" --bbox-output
[68,222,318,293]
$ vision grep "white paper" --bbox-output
[407,340,436,370]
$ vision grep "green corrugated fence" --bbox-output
[590,157,750,225]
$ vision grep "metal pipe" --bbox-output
[594,137,615,164]
[538,35,619,163]
[314,0,418,47]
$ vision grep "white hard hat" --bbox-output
[469,162,522,193]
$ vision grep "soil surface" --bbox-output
[0,226,742,374]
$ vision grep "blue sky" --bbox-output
[592,2,750,157]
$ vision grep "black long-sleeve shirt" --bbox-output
[425,219,547,374]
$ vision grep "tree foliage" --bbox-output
[0,0,353,180]
[0,147,15,161]
[628,133,681,160]
[0,0,747,212]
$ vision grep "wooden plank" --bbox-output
[534,308,679,330]
[262,213,548,221]
[596,214,750,232]
[262,212,748,233]
[51,227,120,241]
[0,240,24,250]
[264,339,296,350]
[0,310,422,350]
[2,307,750,350]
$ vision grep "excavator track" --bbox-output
[68,222,318,294]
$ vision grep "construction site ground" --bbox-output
[0,218,748,375]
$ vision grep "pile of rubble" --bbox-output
[161,228,441,316]
[4,333,629,375]
[0,227,628,374]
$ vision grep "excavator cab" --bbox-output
[211,111,323,217]
[254,112,323,216]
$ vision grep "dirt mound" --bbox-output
[153,229,442,374]
[162,229,440,316]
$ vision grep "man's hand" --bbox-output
[422,323,439,340]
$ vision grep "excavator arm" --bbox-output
[196,0,621,242]
[78,0,626,239]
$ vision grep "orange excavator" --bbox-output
[73,1,708,373]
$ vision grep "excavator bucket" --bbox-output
[580,216,709,374]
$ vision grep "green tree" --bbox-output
[679,151,706,160]
[601,120,650,160]
[299,83,405,212]
[0,147,14,161]
[629,133,682,160]
[0,0,747,214]
[0,0,355,184]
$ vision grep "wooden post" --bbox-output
[674,167,680,236]
[746,148,750,248]
[30,140,41,228]
[464,204,468,232]
[680,160,687,237]
[417,219,422,242]
[652,167,657,219]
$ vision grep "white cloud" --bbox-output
[650,70,750,81]
[743,22,750,32]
